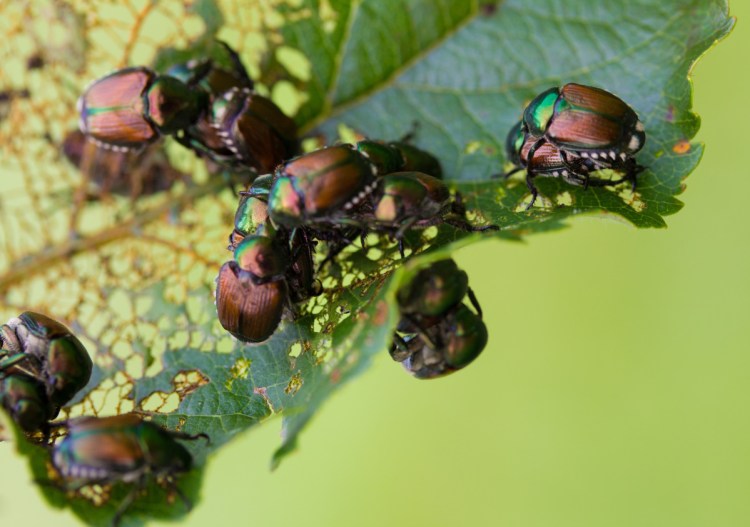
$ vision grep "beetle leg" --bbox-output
[316,249,338,274]
[403,315,441,350]
[559,150,593,183]
[1,354,42,380]
[0,323,22,353]
[173,130,197,155]
[288,228,305,261]
[40,421,52,445]
[47,418,71,431]
[284,281,301,318]
[583,176,623,187]
[450,191,468,218]
[183,58,213,87]
[33,477,66,491]
[444,216,499,233]
[315,230,359,273]
[0,352,29,372]
[598,165,639,190]
[170,479,193,512]
[526,136,547,159]
[524,170,540,210]
[394,217,419,241]
[495,166,524,180]
[112,477,145,527]
[390,334,413,362]
[560,151,592,189]
[623,159,645,191]
[466,288,484,320]
[215,39,254,88]
[445,191,499,232]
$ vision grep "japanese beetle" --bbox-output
[228,174,275,249]
[62,129,184,197]
[0,373,53,434]
[168,42,269,171]
[233,235,289,284]
[396,259,469,318]
[523,84,645,159]
[355,139,443,178]
[1,312,92,411]
[368,172,498,254]
[504,122,637,207]
[393,304,488,380]
[166,41,253,96]
[51,413,207,526]
[371,172,450,228]
[0,332,52,434]
[439,304,488,369]
[78,67,208,150]
[212,86,299,174]
[216,235,289,343]
[286,228,322,303]
[267,144,377,228]
[507,122,571,179]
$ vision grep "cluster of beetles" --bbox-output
[3,38,646,524]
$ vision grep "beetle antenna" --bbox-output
[399,121,420,143]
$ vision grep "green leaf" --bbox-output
[0,0,732,525]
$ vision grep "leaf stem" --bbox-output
[0,180,225,294]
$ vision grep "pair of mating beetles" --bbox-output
[1,312,204,527]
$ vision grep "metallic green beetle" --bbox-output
[522,83,646,159]
[390,259,487,379]
[51,413,207,527]
[167,41,298,174]
[78,67,208,150]
[396,259,470,318]
[216,235,290,343]
[229,174,275,249]
[354,139,443,178]
[0,373,54,434]
[393,304,488,380]
[211,86,299,174]
[370,172,451,230]
[62,128,184,198]
[1,312,92,412]
[267,144,378,229]
[168,41,255,170]
[504,121,637,208]
[367,172,498,256]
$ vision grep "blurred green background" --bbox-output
[1,3,747,527]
